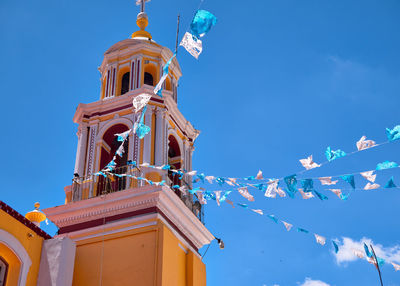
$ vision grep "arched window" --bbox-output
[0,257,8,286]
[97,124,130,195]
[121,72,130,95]
[144,72,154,86]
[168,135,182,190]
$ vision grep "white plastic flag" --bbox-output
[360,171,376,183]
[319,177,338,185]
[392,262,400,271]
[180,32,203,59]
[276,187,286,197]
[225,199,235,208]
[238,187,254,202]
[205,176,215,184]
[264,180,278,198]
[153,73,168,95]
[328,189,342,199]
[186,170,197,176]
[282,221,293,231]
[252,209,263,215]
[299,155,321,170]
[356,136,376,151]
[214,191,222,206]
[364,182,380,190]
[299,189,314,200]
[314,234,326,245]
[197,192,207,204]
[132,94,151,113]
[255,170,263,180]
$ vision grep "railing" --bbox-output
[71,165,204,223]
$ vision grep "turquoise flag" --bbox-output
[190,10,217,39]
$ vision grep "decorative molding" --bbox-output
[0,229,32,286]
[43,186,213,249]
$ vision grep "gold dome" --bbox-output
[131,12,152,39]
[25,202,46,227]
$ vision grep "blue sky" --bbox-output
[1,0,400,285]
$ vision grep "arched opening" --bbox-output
[144,72,154,86]
[0,257,8,286]
[167,135,182,192]
[143,63,157,87]
[120,72,130,95]
[98,124,130,195]
[0,240,23,286]
[165,77,172,91]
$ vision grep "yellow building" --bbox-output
[0,2,214,286]
[0,201,50,286]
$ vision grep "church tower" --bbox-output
[44,3,213,285]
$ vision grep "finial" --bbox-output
[131,0,152,39]
[25,202,47,227]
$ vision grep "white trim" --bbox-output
[96,117,133,140]
[0,229,32,286]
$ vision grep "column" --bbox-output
[155,109,166,166]
[85,124,98,176]
[74,123,88,177]
[142,106,152,164]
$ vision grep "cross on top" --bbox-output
[136,0,151,13]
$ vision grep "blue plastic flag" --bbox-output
[332,241,339,253]
[127,160,137,167]
[297,227,309,234]
[384,176,396,188]
[134,106,151,139]
[284,175,298,198]
[216,177,225,186]
[376,257,385,267]
[220,190,232,202]
[172,185,180,189]
[196,173,205,183]
[376,160,399,170]
[253,183,265,191]
[190,10,217,39]
[340,193,350,201]
[158,180,165,186]
[386,125,400,141]
[313,190,328,201]
[301,179,314,193]
[136,123,150,139]
[162,165,171,170]
[94,171,107,177]
[237,203,248,208]
[204,191,215,200]
[189,187,200,194]
[244,176,256,180]
[364,243,373,258]
[154,54,176,97]
[325,146,346,162]
[268,215,278,224]
[341,175,355,189]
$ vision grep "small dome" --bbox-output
[25,202,46,227]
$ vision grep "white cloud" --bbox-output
[299,277,330,286]
[333,237,400,265]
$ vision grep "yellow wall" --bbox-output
[71,218,207,286]
[0,211,44,286]
[72,222,160,286]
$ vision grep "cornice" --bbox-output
[43,185,213,249]
[99,39,182,79]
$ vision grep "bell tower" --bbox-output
[43,3,213,286]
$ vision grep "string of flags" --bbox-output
[192,186,400,272]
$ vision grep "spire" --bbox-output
[25,202,47,227]
[131,0,152,39]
